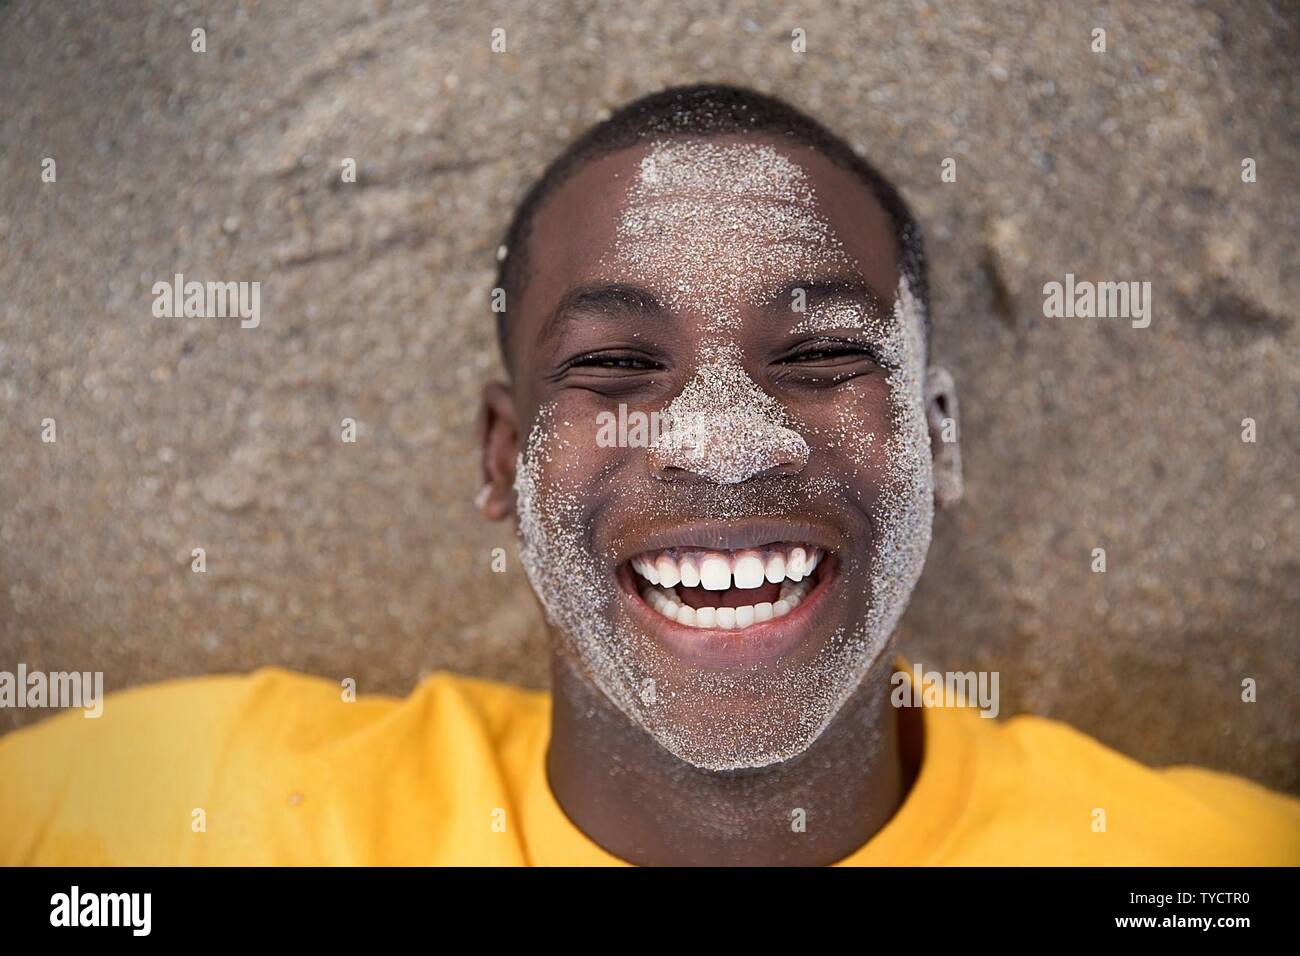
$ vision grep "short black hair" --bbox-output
[494,83,928,363]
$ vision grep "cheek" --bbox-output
[530,397,604,487]
[525,396,633,547]
[795,379,897,498]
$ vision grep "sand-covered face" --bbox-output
[512,137,933,770]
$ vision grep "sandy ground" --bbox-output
[0,0,1296,791]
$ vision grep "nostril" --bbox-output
[751,460,804,480]
[652,464,713,484]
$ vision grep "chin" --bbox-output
[594,600,887,773]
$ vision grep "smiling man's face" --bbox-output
[485,134,953,770]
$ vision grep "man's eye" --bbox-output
[784,346,869,363]
[565,352,660,371]
[780,340,885,366]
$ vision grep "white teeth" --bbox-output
[769,578,811,615]
[732,551,765,589]
[642,557,662,585]
[678,555,700,588]
[778,578,810,605]
[656,555,681,588]
[632,544,825,587]
[699,555,732,591]
[631,542,828,629]
[786,547,807,582]
[638,576,813,630]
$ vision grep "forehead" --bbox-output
[520,135,901,321]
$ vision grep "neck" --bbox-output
[546,650,909,866]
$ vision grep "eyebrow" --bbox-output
[540,282,665,343]
[760,275,892,318]
[538,275,893,343]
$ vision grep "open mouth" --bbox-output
[627,544,828,631]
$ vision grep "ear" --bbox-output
[479,381,519,521]
[924,366,963,509]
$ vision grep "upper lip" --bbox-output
[612,516,842,564]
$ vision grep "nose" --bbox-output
[647,413,810,485]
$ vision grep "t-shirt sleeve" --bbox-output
[0,675,253,865]
[1159,765,1300,863]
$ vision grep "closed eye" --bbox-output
[545,349,669,397]
[562,350,663,372]
[783,345,871,363]
[778,338,895,370]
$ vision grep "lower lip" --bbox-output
[616,557,837,668]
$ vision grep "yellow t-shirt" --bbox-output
[1,666,1296,865]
